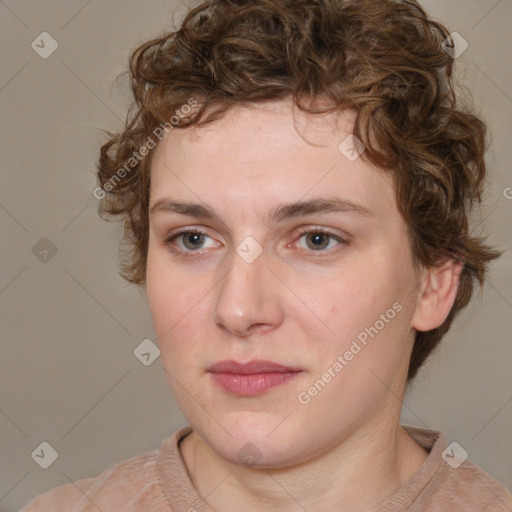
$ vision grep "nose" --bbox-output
[212,249,285,338]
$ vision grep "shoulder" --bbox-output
[397,426,512,512]
[20,448,164,511]
[435,459,512,511]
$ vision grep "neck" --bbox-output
[180,414,428,512]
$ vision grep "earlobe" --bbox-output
[411,259,463,332]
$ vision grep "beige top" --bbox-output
[21,425,512,511]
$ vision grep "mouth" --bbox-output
[208,359,303,396]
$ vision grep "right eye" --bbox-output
[165,229,219,255]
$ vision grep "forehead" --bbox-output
[149,100,396,219]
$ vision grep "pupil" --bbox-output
[308,233,328,250]
[185,233,204,250]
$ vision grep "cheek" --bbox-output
[146,251,219,378]
[146,255,173,335]
[318,257,413,357]
[319,271,381,338]
[146,252,196,349]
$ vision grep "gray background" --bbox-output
[0,1,511,510]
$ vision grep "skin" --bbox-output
[146,98,461,511]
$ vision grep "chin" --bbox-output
[196,412,310,468]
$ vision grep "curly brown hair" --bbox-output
[96,0,501,381]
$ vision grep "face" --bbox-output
[146,99,423,468]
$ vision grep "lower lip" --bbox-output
[210,372,301,396]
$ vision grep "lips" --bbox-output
[208,359,303,396]
[208,359,301,374]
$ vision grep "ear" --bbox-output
[411,258,463,332]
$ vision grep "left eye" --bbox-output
[295,231,343,252]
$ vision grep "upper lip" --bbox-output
[208,359,302,374]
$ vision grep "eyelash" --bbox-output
[164,227,348,258]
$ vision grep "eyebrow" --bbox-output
[149,197,375,224]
